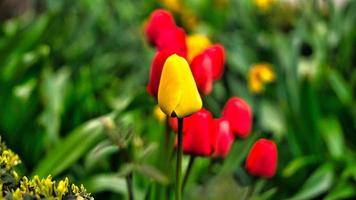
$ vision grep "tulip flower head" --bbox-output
[205,44,225,80]
[182,108,213,156]
[190,44,225,96]
[144,9,176,45]
[158,54,202,118]
[190,52,214,95]
[211,118,234,158]
[156,27,187,58]
[222,97,252,138]
[186,34,211,62]
[246,138,278,178]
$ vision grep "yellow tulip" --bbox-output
[249,63,275,94]
[158,54,202,118]
[187,34,211,62]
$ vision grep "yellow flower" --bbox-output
[254,0,274,11]
[154,105,167,122]
[56,177,69,197]
[160,0,183,13]
[249,63,275,94]
[0,149,21,171]
[158,54,202,118]
[186,34,211,62]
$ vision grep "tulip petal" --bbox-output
[158,55,183,116]
[158,54,202,118]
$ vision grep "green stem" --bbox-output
[126,172,134,200]
[182,155,196,193]
[176,118,183,200]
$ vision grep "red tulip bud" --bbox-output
[205,44,225,80]
[182,108,213,156]
[246,139,278,178]
[190,52,214,95]
[211,118,234,158]
[156,27,187,58]
[144,9,176,45]
[222,97,252,138]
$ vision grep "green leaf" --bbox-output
[32,115,113,177]
[82,173,127,195]
[220,132,259,175]
[253,188,277,200]
[287,164,334,200]
[84,140,119,171]
[325,182,356,200]
[283,156,320,177]
[135,164,169,185]
[260,101,286,137]
[318,118,345,159]
[39,67,71,145]
[328,69,352,106]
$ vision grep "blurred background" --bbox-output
[0,0,355,199]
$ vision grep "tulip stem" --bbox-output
[182,155,196,193]
[176,117,183,200]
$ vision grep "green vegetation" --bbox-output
[0,0,355,199]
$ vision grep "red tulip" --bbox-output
[190,52,214,95]
[211,118,234,158]
[169,116,178,133]
[205,44,225,80]
[156,27,187,58]
[245,138,278,178]
[189,44,225,96]
[222,97,252,138]
[182,108,213,156]
[147,51,172,98]
[144,9,176,45]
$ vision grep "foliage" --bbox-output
[0,137,93,199]
[0,0,355,199]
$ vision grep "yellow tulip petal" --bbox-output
[158,56,182,116]
[187,34,211,62]
[158,54,202,118]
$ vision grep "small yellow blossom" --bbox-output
[158,54,202,118]
[0,149,21,171]
[154,105,167,122]
[249,63,275,93]
[0,138,93,199]
[254,0,274,11]
[187,34,211,62]
[12,188,23,200]
[56,177,69,197]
